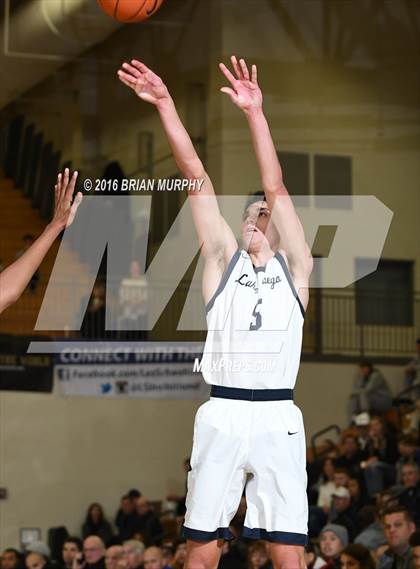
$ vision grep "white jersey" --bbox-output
[200,248,305,390]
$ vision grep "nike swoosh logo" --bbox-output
[288,431,298,435]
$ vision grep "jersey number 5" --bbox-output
[249,298,262,331]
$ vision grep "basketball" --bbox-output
[97,0,165,23]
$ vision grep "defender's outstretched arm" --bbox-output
[0,169,82,315]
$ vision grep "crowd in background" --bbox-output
[1,344,420,569]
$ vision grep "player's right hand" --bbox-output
[219,55,263,114]
[117,60,170,106]
[52,168,82,230]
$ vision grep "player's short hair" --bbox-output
[243,191,266,214]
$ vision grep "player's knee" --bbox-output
[270,544,305,569]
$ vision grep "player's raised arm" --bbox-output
[0,169,82,315]
[117,60,236,265]
[219,57,312,292]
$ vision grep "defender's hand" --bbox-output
[52,168,82,230]
[117,60,170,107]
[219,56,262,113]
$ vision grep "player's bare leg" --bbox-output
[184,540,224,569]
[269,543,306,569]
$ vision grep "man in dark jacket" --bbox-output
[329,487,359,541]
[398,462,420,525]
[115,495,139,540]
[378,506,415,569]
[132,498,162,545]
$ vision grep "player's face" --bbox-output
[241,201,278,252]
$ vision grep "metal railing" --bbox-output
[310,424,341,460]
[303,289,420,359]
[1,278,419,360]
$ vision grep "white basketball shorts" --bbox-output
[182,394,308,545]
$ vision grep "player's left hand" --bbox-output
[219,56,262,113]
[52,168,83,230]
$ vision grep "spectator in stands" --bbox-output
[25,544,52,569]
[128,490,142,501]
[80,279,107,339]
[309,460,341,538]
[340,544,375,569]
[333,467,351,490]
[79,537,106,569]
[409,398,420,437]
[247,541,270,569]
[166,458,190,518]
[376,489,400,513]
[15,234,40,294]
[116,495,139,541]
[319,524,348,569]
[218,539,247,569]
[353,413,371,451]
[335,433,366,480]
[25,553,47,569]
[118,261,148,340]
[133,498,162,545]
[361,416,398,496]
[354,505,386,552]
[170,540,187,569]
[105,546,123,569]
[1,549,24,569]
[159,543,174,569]
[398,462,420,525]
[328,487,359,541]
[395,434,420,483]
[377,506,416,569]
[122,540,144,569]
[409,530,420,569]
[348,477,370,512]
[62,539,83,569]
[25,545,50,563]
[304,543,324,569]
[230,494,247,537]
[142,548,164,569]
[349,361,393,419]
[316,457,337,512]
[403,338,420,398]
[82,504,113,545]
